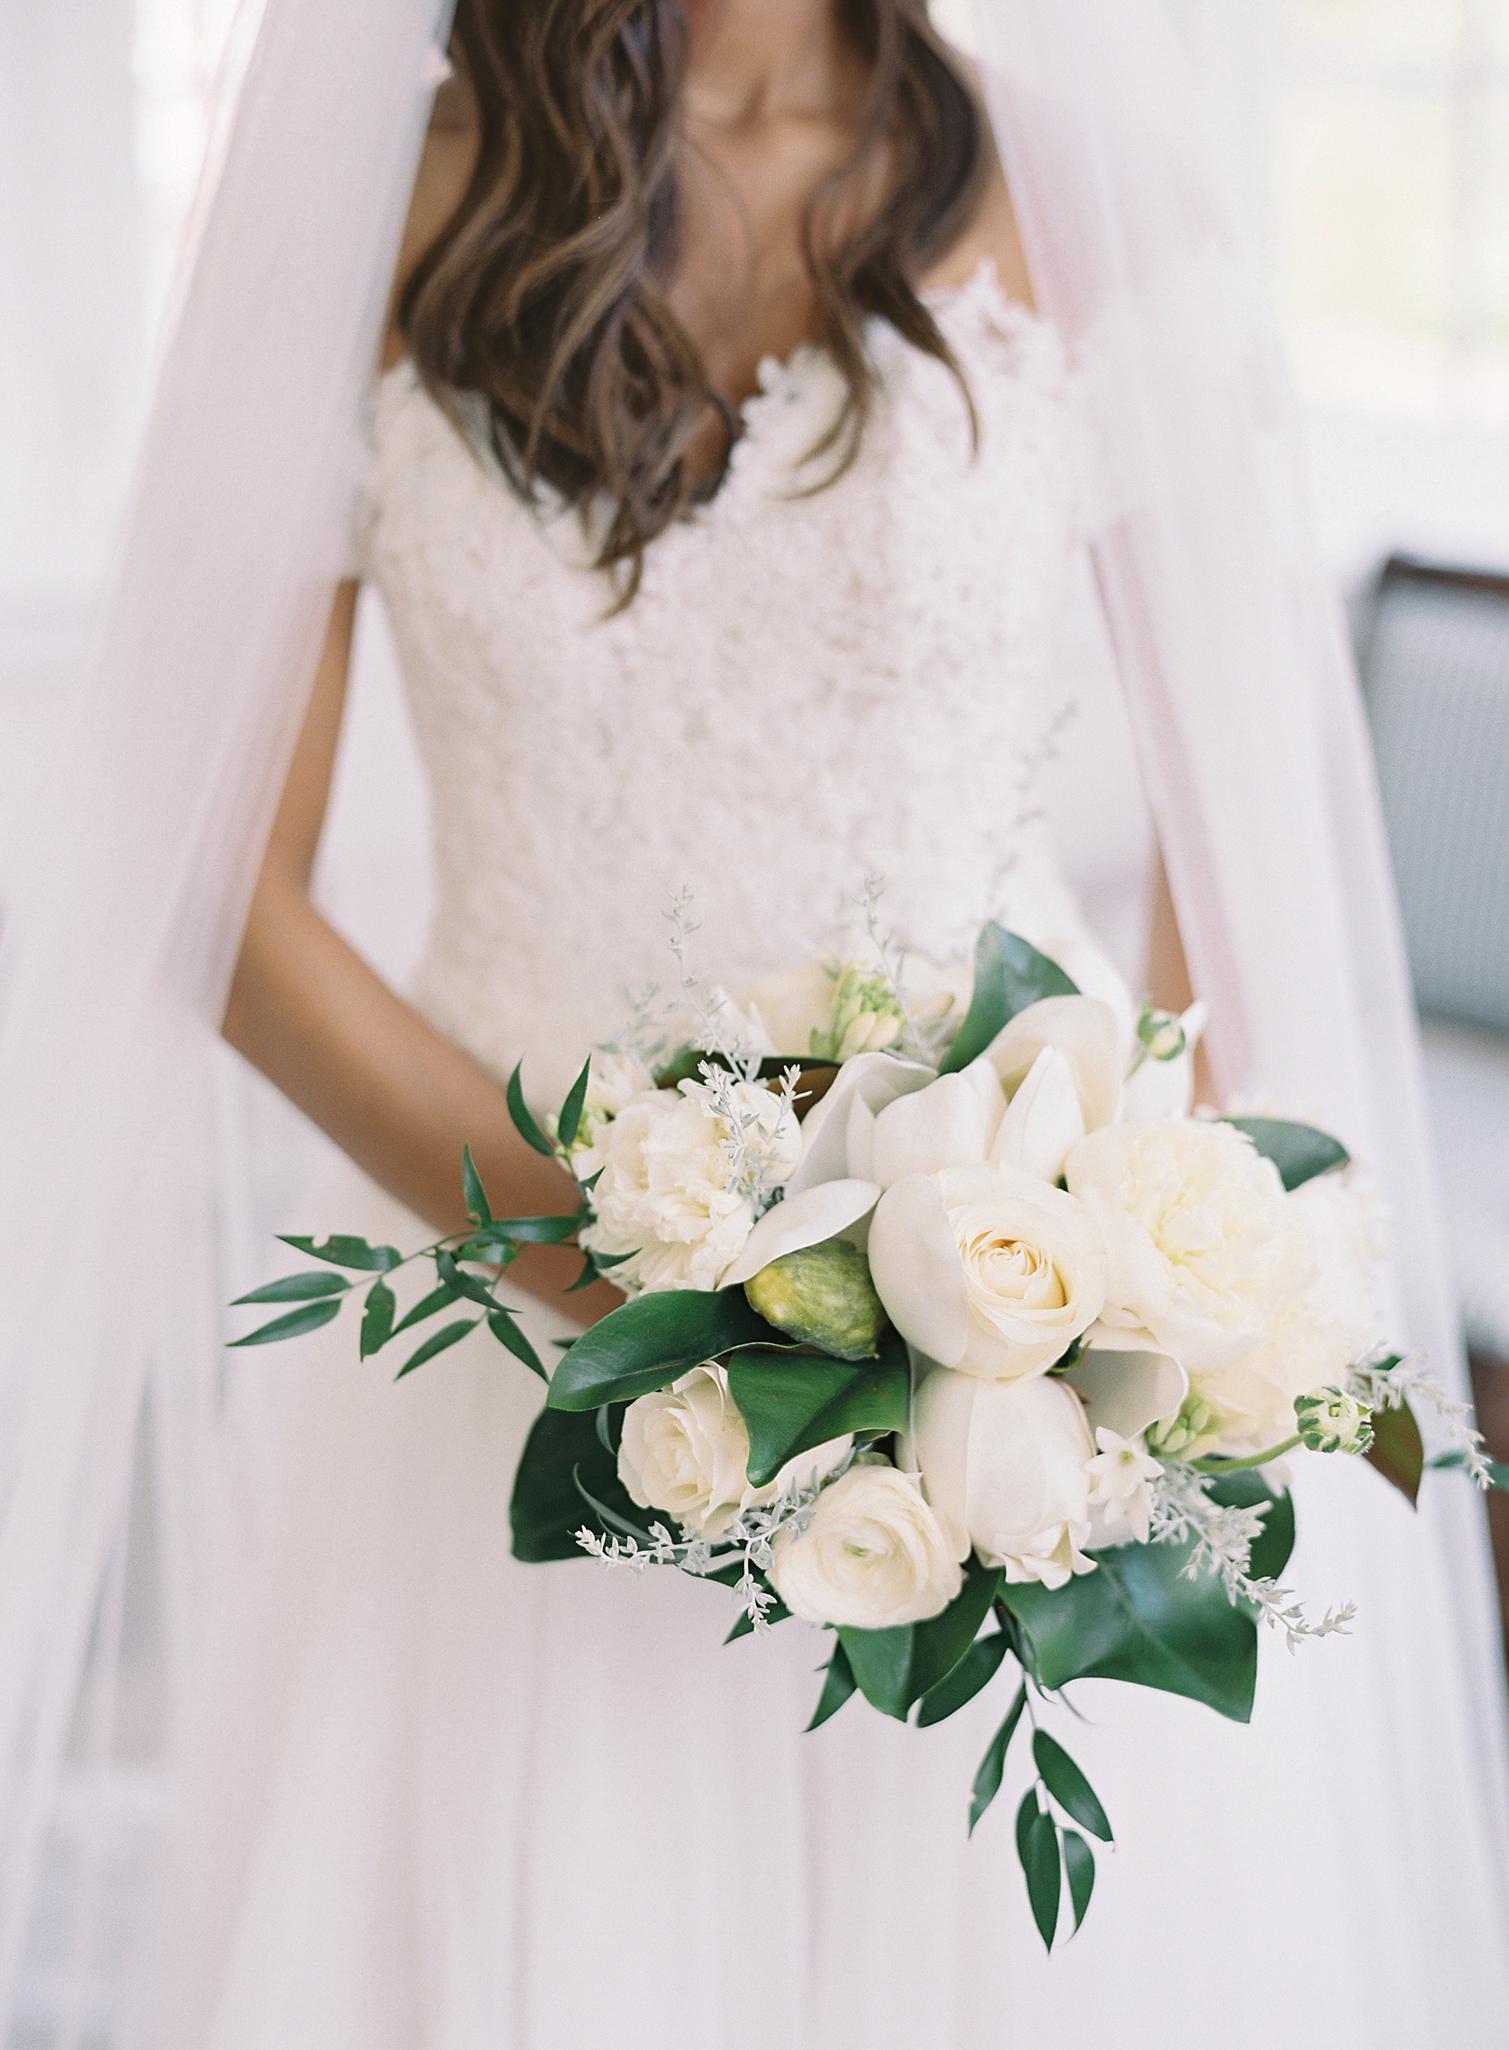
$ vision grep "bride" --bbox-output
[2,2,1506,2046]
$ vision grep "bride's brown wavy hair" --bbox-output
[400,0,986,601]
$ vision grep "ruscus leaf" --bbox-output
[231,1271,349,1306]
[506,1062,556,1157]
[359,1277,395,1358]
[1032,1730,1113,1842]
[968,1681,1028,1837]
[395,1318,477,1379]
[228,1296,345,1347]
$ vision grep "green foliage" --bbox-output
[1223,1117,1349,1190]
[1032,1731,1112,1841]
[546,1288,786,1412]
[1016,1793,1062,1950]
[938,924,1077,1076]
[726,1338,910,1489]
[1368,1398,1425,1506]
[840,1558,1003,1722]
[806,1641,858,1731]
[968,1681,1028,1836]
[1061,1829,1096,1935]
[556,1058,593,1151]
[276,1233,401,1272]
[915,1629,1010,1728]
[228,1297,345,1347]
[394,1317,477,1380]
[506,1062,556,1158]
[359,1277,395,1358]
[461,1144,491,1223]
[487,1307,546,1381]
[390,1280,459,1336]
[232,1272,349,1305]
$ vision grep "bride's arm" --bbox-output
[223,585,618,1315]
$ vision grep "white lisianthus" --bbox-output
[908,1371,1097,1589]
[1064,1120,1312,1372]
[983,996,1124,1183]
[618,1364,850,1538]
[768,1463,962,1629]
[580,1080,798,1294]
[867,1162,1106,1381]
[1085,1428,1163,1547]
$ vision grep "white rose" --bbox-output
[769,1463,962,1629]
[867,1162,1106,1381]
[1064,1120,1311,1372]
[618,1363,850,1538]
[908,1371,1097,1590]
[580,1080,797,1294]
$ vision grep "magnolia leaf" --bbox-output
[915,1629,1010,1728]
[806,1642,858,1731]
[506,1062,556,1157]
[1223,1117,1349,1191]
[1368,1397,1425,1506]
[394,1318,477,1380]
[726,1337,909,1489]
[939,924,1077,1075]
[510,1404,641,1562]
[1061,1829,1096,1935]
[232,1271,349,1306]
[359,1277,395,1358]
[228,1296,345,1347]
[276,1233,401,1272]
[1032,1731,1113,1842]
[840,1558,1002,1722]
[968,1682,1028,1837]
[1016,1794,1062,1951]
[546,1289,786,1412]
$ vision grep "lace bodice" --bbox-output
[360,262,1091,1104]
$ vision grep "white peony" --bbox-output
[769,1462,962,1629]
[1064,1120,1312,1373]
[908,1371,1097,1589]
[867,1162,1106,1381]
[618,1364,849,1538]
[579,1080,798,1294]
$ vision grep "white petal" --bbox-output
[991,1046,1087,1181]
[1060,1340,1188,1440]
[867,1174,971,1368]
[784,1053,932,1198]
[719,1178,881,1288]
[907,1365,978,1562]
[869,1062,1004,1188]
[983,996,1123,1131]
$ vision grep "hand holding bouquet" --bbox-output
[236,901,1502,1948]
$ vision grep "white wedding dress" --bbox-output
[142,263,1508,2050]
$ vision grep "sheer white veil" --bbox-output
[0,0,1503,2032]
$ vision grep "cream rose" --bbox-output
[866,1162,1106,1380]
[1064,1120,1312,1372]
[908,1370,1097,1589]
[580,1079,798,1294]
[769,1463,962,1629]
[618,1363,849,1538]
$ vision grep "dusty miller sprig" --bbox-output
[577,1451,855,1632]
[691,1058,804,1209]
[1348,1347,1493,1489]
[1150,1465,1357,1652]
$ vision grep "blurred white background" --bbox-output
[2,0,1507,1543]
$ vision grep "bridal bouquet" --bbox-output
[235,899,1501,1948]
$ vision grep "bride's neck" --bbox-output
[681,0,855,127]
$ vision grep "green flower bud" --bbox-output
[810,966,906,1063]
[1295,1387,1375,1457]
[1136,1003,1187,1064]
[744,1239,886,1361]
[1146,1393,1220,1461]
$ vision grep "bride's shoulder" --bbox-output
[922,145,1036,312]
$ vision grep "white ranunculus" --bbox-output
[1064,1120,1312,1372]
[579,1080,798,1294]
[769,1462,962,1629]
[618,1363,850,1538]
[867,1162,1106,1381]
[908,1371,1097,1589]
[983,995,1123,1182]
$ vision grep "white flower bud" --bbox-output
[1294,1386,1375,1456]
